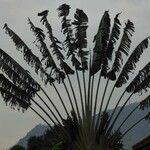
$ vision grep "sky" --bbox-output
[0,0,150,149]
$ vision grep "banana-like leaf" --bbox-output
[38,11,68,83]
[38,11,64,61]
[0,88,30,111]
[91,11,110,75]
[28,18,57,70]
[134,74,150,94]
[72,9,88,71]
[0,74,32,103]
[107,20,135,80]
[57,4,70,17]
[55,70,66,84]
[38,10,49,17]
[126,62,150,92]
[106,13,121,60]
[57,4,71,33]
[61,18,75,58]
[60,60,74,75]
[57,4,76,59]
[118,20,135,55]
[3,24,42,73]
[116,37,149,87]
[71,54,83,70]
[29,18,72,82]
[0,48,40,90]
[3,24,54,84]
[0,59,38,96]
[140,95,150,110]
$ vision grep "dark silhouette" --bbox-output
[27,111,78,150]
[0,3,150,150]
[9,145,25,150]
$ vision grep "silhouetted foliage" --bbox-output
[1,3,150,150]
[9,145,25,150]
[27,111,79,150]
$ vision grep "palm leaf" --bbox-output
[0,87,30,111]
[72,8,89,70]
[57,4,77,60]
[57,4,71,34]
[0,74,32,103]
[117,20,135,55]
[100,11,111,77]
[0,48,40,90]
[28,19,74,83]
[60,60,74,75]
[107,20,135,80]
[71,54,83,70]
[116,37,149,87]
[0,59,38,96]
[37,11,74,82]
[62,18,75,58]
[3,24,55,84]
[140,95,150,110]
[3,24,41,73]
[28,18,57,70]
[134,74,150,94]
[126,62,150,92]
[106,13,121,60]
[91,11,111,75]
[72,8,88,50]
[38,10,49,18]
[38,11,64,61]
[54,69,65,84]
[57,4,70,17]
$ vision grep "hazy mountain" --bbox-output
[16,103,150,149]
[17,124,48,148]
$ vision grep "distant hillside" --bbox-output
[109,103,150,150]
[16,103,150,149]
[17,124,48,148]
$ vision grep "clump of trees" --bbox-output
[9,145,25,150]
[1,4,150,150]
[27,111,78,150]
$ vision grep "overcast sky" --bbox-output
[0,0,150,149]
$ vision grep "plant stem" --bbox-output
[52,83,70,117]
[92,74,101,128]
[90,75,94,114]
[103,90,126,134]
[82,71,87,107]
[121,115,147,138]
[31,98,57,126]
[40,87,63,120]
[117,104,139,131]
[104,84,116,114]
[36,93,61,124]
[66,74,81,121]
[63,82,76,114]
[96,78,110,130]
[75,69,85,119]
[108,90,126,124]
[29,105,52,129]
[87,66,92,115]
[106,92,134,136]
[100,78,110,113]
